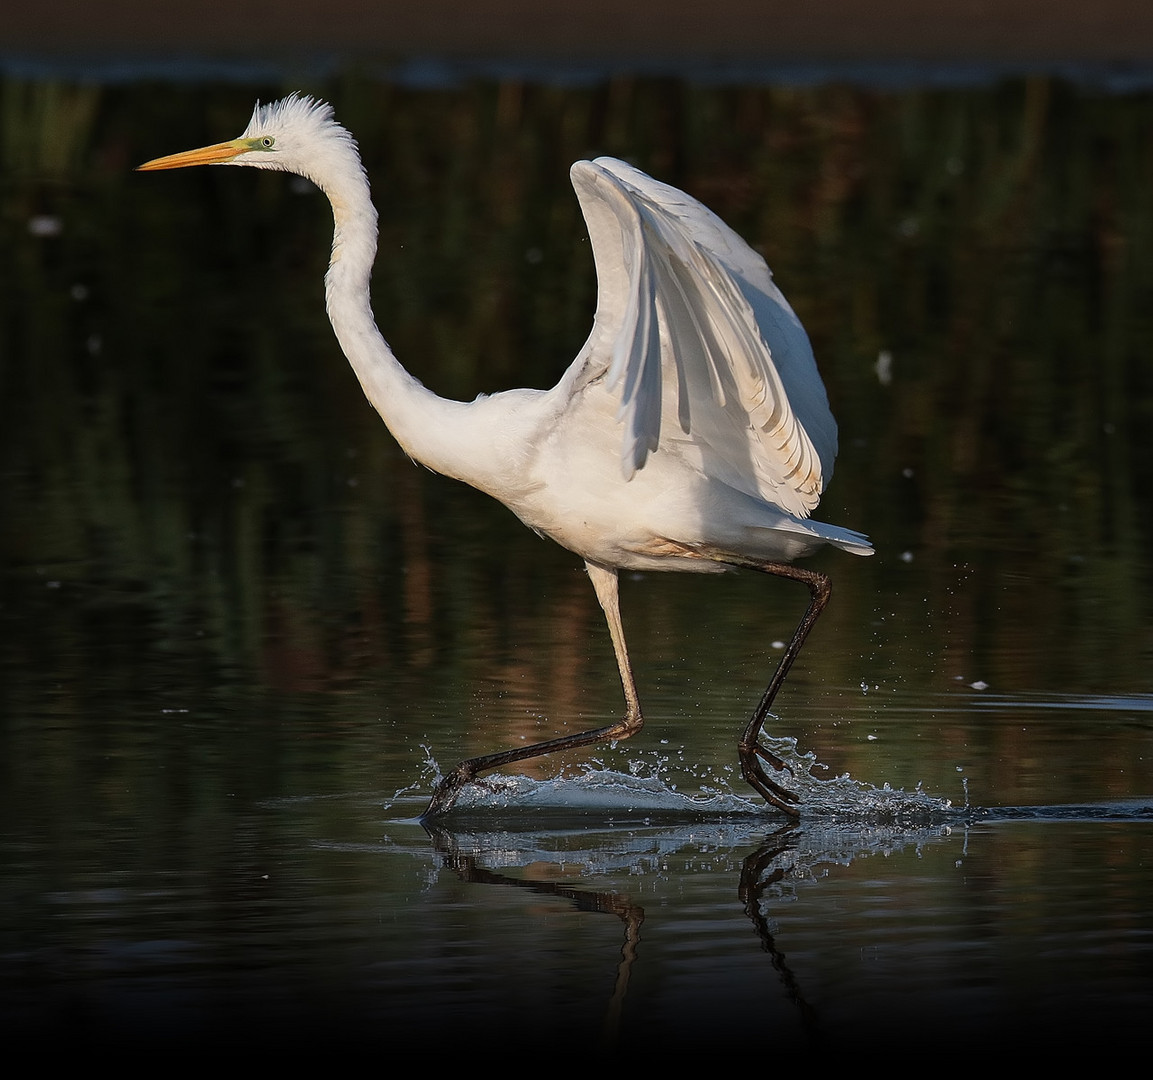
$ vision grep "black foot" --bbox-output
[420,761,477,821]
[739,743,801,818]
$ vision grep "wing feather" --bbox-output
[567,157,837,519]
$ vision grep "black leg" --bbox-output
[737,563,831,817]
[420,558,831,820]
[421,562,642,819]
[421,712,642,819]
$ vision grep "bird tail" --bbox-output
[810,521,873,556]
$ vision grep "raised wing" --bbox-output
[568,157,838,519]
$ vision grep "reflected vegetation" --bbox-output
[1,71,1152,1049]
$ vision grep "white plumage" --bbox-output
[139,94,872,818]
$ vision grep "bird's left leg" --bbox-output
[738,563,831,817]
[421,562,643,819]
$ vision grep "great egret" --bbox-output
[139,94,872,818]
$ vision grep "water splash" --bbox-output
[445,768,752,816]
[757,735,958,823]
[415,735,959,824]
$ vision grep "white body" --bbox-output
[139,95,872,816]
[259,97,872,572]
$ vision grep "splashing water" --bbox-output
[759,735,959,822]
[413,736,959,824]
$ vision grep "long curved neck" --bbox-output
[320,166,472,477]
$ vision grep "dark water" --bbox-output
[1,73,1152,1053]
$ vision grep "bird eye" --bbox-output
[261,136,275,148]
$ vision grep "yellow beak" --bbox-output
[137,140,247,171]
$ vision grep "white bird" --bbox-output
[139,94,872,819]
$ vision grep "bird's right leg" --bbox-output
[738,563,832,817]
[420,561,643,819]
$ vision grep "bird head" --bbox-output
[137,94,364,195]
